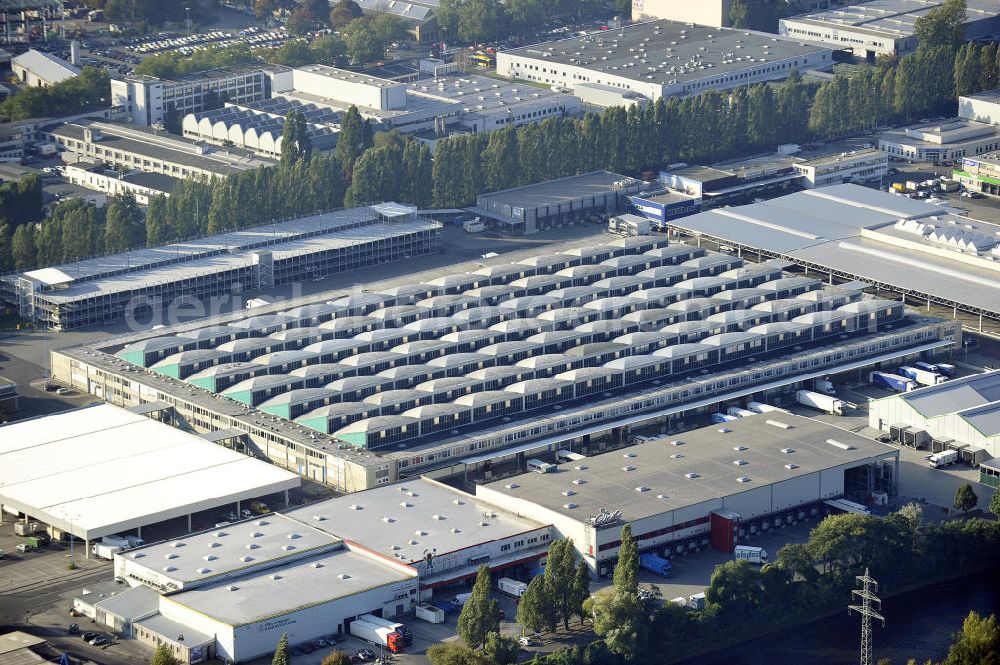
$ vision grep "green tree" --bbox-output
[483,632,519,665]
[914,0,967,49]
[343,18,384,64]
[34,217,64,267]
[589,588,647,659]
[272,633,289,665]
[706,560,762,620]
[0,67,110,122]
[104,193,144,253]
[457,565,500,648]
[426,642,490,665]
[151,643,179,665]
[613,524,638,595]
[954,483,978,515]
[320,650,352,665]
[570,558,591,626]
[336,106,368,177]
[988,490,1000,519]
[11,224,36,270]
[729,0,788,34]
[516,573,553,633]
[286,6,317,35]
[280,108,312,163]
[456,0,504,44]
[943,611,1000,665]
[544,538,578,629]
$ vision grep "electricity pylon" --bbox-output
[848,567,885,665]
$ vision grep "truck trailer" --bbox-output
[358,614,411,646]
[870,371,917,393]
[814,378,836,395]
[350,619,404,652]
[928,449,958,468]
[415,604,445,623]
[746,401,787,414]
[726,406,757,418]
[711,412,739,423]
[897,366,946,386]
[795,390,845,415]
[497,577,528,597]
[639,553,673,578]
[733,545,768,565]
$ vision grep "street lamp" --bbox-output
[185,7,191,35]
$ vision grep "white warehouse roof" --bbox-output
[0,404,300,541]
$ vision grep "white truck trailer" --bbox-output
[733,545,768,564]
[795,390,845,415]
[746,401,788,414]
[498,577,528,597]
[415,604,445,623]
[928,449,958,468]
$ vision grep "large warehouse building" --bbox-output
[662,184,1000,332]
[51,228,959,493]
[478,414,898,576]
[779,0,1000,59]
[496,19,837,101]
[868,369,1000,464]
[0,404,299,549]
[2,204,440,330]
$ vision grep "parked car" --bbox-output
[313,639,328,649]
[68,624,79,635]
[518,636,534,647]
[89,636,110,647]
[81,632,98,642]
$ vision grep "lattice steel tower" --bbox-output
[848,568,885,665]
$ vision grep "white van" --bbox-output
[733,545,768,565]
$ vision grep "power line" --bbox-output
[848,567,885,665]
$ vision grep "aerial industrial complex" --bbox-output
[497,19,838,101]
[1,204,440,330]
[3,413,897,663]
[47,223,959,492]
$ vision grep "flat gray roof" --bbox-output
[502,19,834,86]
[666,184,1000,317]
[162,547,415,627]
[479,414,895,524]
[121,513,340,587]
[477,171,636,209]
[284,478,547,565]
[784,0,1000,39]
[898,369,1000,418]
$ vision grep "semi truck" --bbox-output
[498,577,528,597]
[733,545,768,565]
[913,360,955,377]
[349,620,404,653]
[870,371,917,393]
[795,390,846,415]
[928,449,958,468]
[897,366,946,386]
[639,552,673,578]
[463,218,485,233]
[415,603,445,623]
[358,614,411,646]
[711,412,739,423]
[527,458,557,473]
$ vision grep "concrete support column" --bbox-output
[84,539,90,559]
[927,298,931,311]
[137,526,142,538]
[284,489,290,507]
[980,314,984,332]
[187,513,192,532]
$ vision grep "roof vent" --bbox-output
[670,440,684,446]
[781,447,795,454]
[623,465,636,472]
[415,530,427,536]
[635,486,650,492]
[130,552,144,559]
[718,427,732,433]
[574,464,588,470]
[656,494,669,500]
[408,539,418,545]
[287,533,301,539]
[196,567,211,574]
[623,452,636,458]
[431,514,444,520]
[670,453,683,459]
[226,585,239,591]
[733,445,747,451]
[165,553,177,560]
[562,490,576,496]
[785,463,799,470]
[685,472,700,479]
[563,503,578,509]
[213,531,227,537]
[169,541,184,548]
[452,499,465,505]
[766,419,793,429]
[250,532,263,538]
[736,476,751,483]
[348,504,362,511]
[239,555,253,562]
[337,573,351,580]
[450,527,462,533]
[312,515,326,521]
[281,544,296,551]
[256,520,269,527]
[827,438,855,450]
[270,574,282,581]
[204,555,217,561]
[311,562,324,569]
[505,483,519,489]
[572,478,586,484]
[208,541,221,548]
[734,459,748,466]
[162,566,176,572]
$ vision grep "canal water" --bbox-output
[682,574,1000,665]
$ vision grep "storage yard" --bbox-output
[47,228,960,492]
